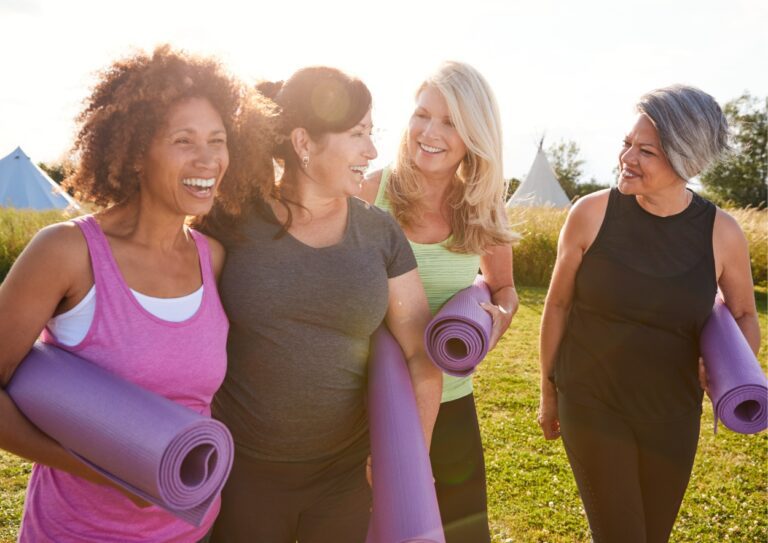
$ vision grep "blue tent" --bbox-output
[0,147,80,210]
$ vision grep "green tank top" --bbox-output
[374,167,481,403]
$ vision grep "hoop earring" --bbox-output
[302,155,310,169]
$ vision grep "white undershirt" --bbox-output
[47,285,204,346]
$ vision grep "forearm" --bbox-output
[539,303,569,398]
[491,285,519,316]
[735,313,761,356]
[0,391,84,473]
[406,353,442,449]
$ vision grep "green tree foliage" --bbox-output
[505,177,520,201]
[546,139,583,199]
[699,93,767,208]
[546,139,609,199]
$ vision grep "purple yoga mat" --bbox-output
[700,298,767,434]
[366,326,445,543]
[6,342,234,526]
[425,276,493,377]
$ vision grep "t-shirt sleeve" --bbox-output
[382,213,417,278]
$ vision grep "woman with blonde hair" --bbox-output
[361,60,518,543]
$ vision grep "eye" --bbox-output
[622,140,630,148]
[210,137,227,145]
[641,149,655,156]
[174,137,192,145]
[443,119,455,128]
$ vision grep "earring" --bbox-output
[302,155,310,169]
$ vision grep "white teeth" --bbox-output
[350,165,368,174]
[182,178,215,188]
[419,143,444,153]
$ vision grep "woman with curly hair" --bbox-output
[0,45,274,542]
[203,66,442,543]
[360,61,518,543]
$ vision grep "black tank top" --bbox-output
[555,188,717,420]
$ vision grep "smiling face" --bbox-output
[618,114,683,197]
[406,85,467,179]
[307,108,377,198]
[141,97,229,217]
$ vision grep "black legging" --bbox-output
[430,393,491,543]
[558,393,700,543]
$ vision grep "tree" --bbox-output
[546,139,584,200]
[505,177,520,201]
[38,159,74,185]
[699,93,767,208]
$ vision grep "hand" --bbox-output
[479,301,515,350]
[537,393,561,440]
[698,357,710,398]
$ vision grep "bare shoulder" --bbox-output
[203,234,226,280]
[713,207,746,242]
[22,221,89,271]
[562,189,611,250]
[359,169,383,205]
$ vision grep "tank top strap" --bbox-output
[373,167,393,212]
[188,229,216,290]
[70,215,122,291]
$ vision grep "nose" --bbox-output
[620,144,637,166]
[194,143,224,172]
[422,119,440,140]
[364,135,378,160]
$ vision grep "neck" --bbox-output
[100,195,190,251]
[416,168,456,208]
[276,171,347,221]
[635,183,691,217]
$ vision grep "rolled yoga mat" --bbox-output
[700,298,768,434]
[366,326,445,543]
[6,342,234,526]
[424,275,493,377]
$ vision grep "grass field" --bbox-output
[0,287,765,542]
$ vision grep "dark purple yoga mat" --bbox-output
[700,298,767,434]
[6,342,234,526]
[425,276,492,377]
[366,326,445,543]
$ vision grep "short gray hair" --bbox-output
[637,85,729,180]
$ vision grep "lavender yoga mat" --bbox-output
[425,276,492,377]
[366,326,445,543]
[6,342,234,526]
[700,298,768,434]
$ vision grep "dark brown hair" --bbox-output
[64,44,276,220]
[252,66,372,232]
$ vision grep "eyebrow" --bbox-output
[169,127,226,135]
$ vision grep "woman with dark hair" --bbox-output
[538,85,760,542]
[0,45,274,542]
[206,67,442,543]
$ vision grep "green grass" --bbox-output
[0,287,765,542]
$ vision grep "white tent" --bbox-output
[506,147,571,208]
[0,147,80,211]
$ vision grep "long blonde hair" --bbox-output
[388,61,516,254]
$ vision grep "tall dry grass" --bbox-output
[0,208,78,282]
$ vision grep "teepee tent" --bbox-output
[0,147,80,211]
[506,145,571,208]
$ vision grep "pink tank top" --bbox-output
[19,215,228,543]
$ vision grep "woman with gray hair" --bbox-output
[537,85,759,542]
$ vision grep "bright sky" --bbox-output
[2,0,766,184]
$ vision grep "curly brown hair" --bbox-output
[64,44,277,219]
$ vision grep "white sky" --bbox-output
[1,0,766,183]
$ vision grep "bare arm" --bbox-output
[385,269,442,448]
[0,224,148,503]
[480,243,518,349]
[713,209,760,354]
[538,191,608,440]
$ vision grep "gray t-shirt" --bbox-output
[215,197,417,461]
